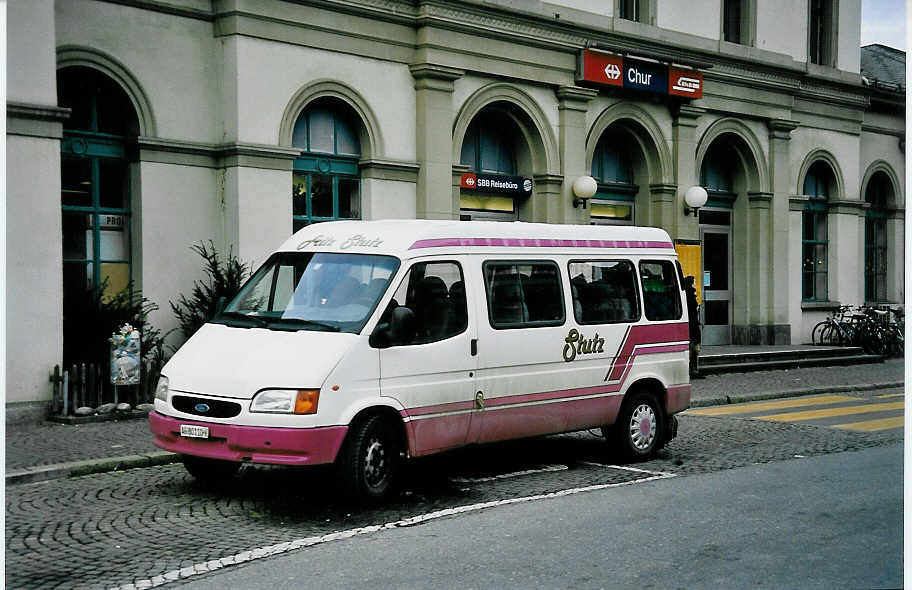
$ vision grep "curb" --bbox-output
[689,381,905,408]
[6,451,179,486]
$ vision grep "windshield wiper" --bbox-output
[268,318,341,332]
[217,311,269,328]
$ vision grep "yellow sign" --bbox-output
[675,243,703,303]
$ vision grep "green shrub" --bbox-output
[169,241,250,340]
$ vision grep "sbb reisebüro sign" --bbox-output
[461,173,533,196]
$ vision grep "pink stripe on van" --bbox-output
[409,238,674,250]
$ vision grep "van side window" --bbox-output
[384,261,467,345]
[483,261,564,329]
[639,260,682,321]
[568,260,640,324]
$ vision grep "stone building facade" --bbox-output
[7,0,905,413]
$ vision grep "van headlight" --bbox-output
[154,376,169,402]
[250,389,320,415]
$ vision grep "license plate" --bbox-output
[180,424,210,439]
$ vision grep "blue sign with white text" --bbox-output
[623,59,668,94]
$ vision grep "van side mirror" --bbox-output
[369,322,391,349]
[370,306,416,348]
[215,296,228,315]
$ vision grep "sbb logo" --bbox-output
[460,173,477,189]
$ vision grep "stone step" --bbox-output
[697,353,883,376]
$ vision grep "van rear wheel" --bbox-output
[182,455,241,481]
[606,391,665,461]
[339,415,402,502]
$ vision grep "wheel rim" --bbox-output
[628,403,657,451]
[363,435,389,489]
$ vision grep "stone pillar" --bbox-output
[746,192,773,343]
[648,184,678,230]
[886,207,905,303]
[767,119,799,343]
[555,86,597,225]
[524,175,565,222]
[828,199,868,305]
[410,63,464,220]
[670,105,702,240]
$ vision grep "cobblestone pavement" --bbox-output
[6,358,902,474]
[5,390,902,590]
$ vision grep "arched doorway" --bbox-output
[698,140,741,344]
[864,171,892,303]
[57,66,139,364]
[291,97,363,231]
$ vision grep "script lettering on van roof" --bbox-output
[297,234,383,250]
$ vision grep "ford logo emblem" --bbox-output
[194,403,210,413]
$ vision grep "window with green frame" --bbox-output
[590,136,637,224]
[802,162,831,301]
[292,99,362,232]
[864,172,890,302]
[58,67,137,304]
[700,143,738,209]
[460,110,518,175]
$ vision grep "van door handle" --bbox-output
[471,339,478,356]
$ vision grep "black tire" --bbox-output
[811,320,828,345]
[606,391,665,461]
[182,455,240,481]
[339,415,402,502]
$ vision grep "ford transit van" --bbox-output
[150,220,691,500]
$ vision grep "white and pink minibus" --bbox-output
[150,220,691,500]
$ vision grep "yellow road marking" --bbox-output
[833,416,904,432]
[687,395,858,416]
[875,393,905,399]
[758,401,904,422]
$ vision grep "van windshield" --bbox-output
[218,252,400,334]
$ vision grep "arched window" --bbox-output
[589,134,637,225]
[801,161,831,301]
[700,143,737,208]
[58,67,137,303]
[459,109,519,221]
[864,172,890,302]
[291,99,361,231]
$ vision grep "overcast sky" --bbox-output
[860,0,906,50]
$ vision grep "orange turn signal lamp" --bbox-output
[294,389,320,414]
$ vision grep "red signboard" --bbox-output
[668,67,703,99]
[579,49,624,87]
[460,173,477,189]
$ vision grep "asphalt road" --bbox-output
[179,444,903,590]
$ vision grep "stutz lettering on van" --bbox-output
[562,328,605,362]
[340,234,384,249]
[297,235,336,249]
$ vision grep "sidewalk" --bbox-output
[6,358,904,485]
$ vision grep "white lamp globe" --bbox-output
[684,185,708,209]
[572,175,598,199]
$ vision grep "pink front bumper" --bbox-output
[149,411,348,466]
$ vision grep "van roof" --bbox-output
[278,219,675,258]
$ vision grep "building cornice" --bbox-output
[105,0,877,113]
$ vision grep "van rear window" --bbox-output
[568,260,640,324]
[483,261,565,329]
[639,260,682,321]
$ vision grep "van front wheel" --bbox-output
[607,392,665,461]
[340,415,401,502]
